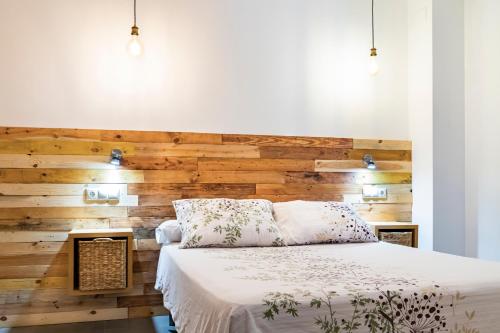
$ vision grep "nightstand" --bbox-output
[367,222,418,248]
[67,228,134,295]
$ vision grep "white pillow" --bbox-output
[155,220,182,244]
[272,200,378,245]
[173,198,286,249]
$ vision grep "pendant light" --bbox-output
[369,0,379,76]
[127,0,144,57]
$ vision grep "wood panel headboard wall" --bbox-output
[0,127,412,327]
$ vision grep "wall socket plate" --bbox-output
[362,186,387,199]
[85,186,120,202]
[86,188,99,200]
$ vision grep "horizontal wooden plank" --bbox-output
[0,277,66,290]
[197,171,285,184]
[343,193,413,204]
[0,184,128,196]
[222,134,353,148]
[353,203,412,222]
[132,273,156,285]
[133,251,160,263]
[0,297,117,315]
[0,231,68,242]
[142,283,162,296]
[251,184,412,197]
[128,183,256,196]
[134,143,260,158]
[256,184,362,195]
[3,290,108,307]
[122,156,198,170]
[128,305,169,319]
[133,258,158,272]
[0,169,144,184]
[259,146,345,160]
[143,170,196,184]
[0,288,67,305]
[0,242,67,255]
[117,294,163,308]
[0,253,67,266]
[248,194,344,202]
[0,288,117,306]
[0,139,134,156]
[0,127,222,144]
[128,206,176,218]
[132,227,156,240]
[343,149,412,161]
[198,158,315,172]
[260,147,411,161]
[0,265,67,279]
[314,160,412,173]
[0,307,128,328]
[0,219,110,231]
[138,195,181,207]
[0,127,102,141]
[100,130,222,144]
[353,139,412,150]
[0,154,117,169]
[109,217,167,229]
[137,193,252,206]
[133,239,161,251]
[102,284,145,298]
[0,207,128,219]
[284,172,412,185]
[0,195,138,208]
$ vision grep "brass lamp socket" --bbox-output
[370,48,378,57]
[131,26,140,36]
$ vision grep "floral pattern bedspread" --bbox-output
[155,242,500,333]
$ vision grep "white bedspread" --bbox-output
[155,242,500,333]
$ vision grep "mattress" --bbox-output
[155,242,500,333]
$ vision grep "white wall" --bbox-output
[465,0,500,261]
[0,0,409,140]
[408,0,433,250]
[432,0,466,256]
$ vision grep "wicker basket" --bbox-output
[379,231,413,247]
[78,238,127,291]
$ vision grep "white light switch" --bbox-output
[362,186,387,199]
[107,187,120,200]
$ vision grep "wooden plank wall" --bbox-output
[0,127,412,327]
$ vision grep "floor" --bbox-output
[0,316,176,333]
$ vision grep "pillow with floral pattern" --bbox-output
[173,198,286,248]
[273,200,378,245]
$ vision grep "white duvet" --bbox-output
[155,242,500,333]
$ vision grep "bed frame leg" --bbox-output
[168,315,177,333]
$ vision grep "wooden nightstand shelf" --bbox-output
[368,222,419,248]
[68,228,134,296]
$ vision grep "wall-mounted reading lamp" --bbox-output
[110,149,123,166]
[363,154,377,170]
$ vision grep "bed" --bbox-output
[155,241,500,333]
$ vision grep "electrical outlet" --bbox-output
[362,186,387,199]
[86,188,99,201]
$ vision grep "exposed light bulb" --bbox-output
[127,0,143,57]
[127,34,143,57]
[369,56,379,76]
[369,48,379,76]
